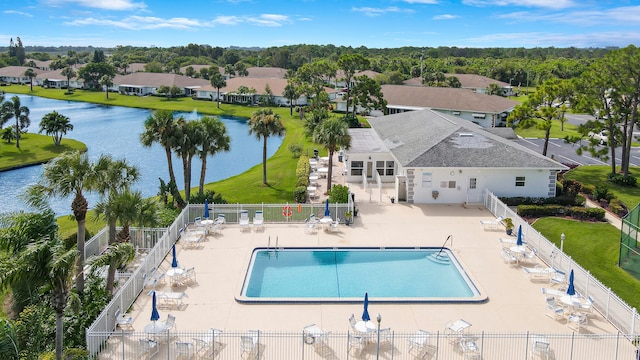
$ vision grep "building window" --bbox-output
[376,161,385,175]
[469,177,477,189]
[386,161,395,176]
[515,176,525,187]
[350,161,363,176]
[448,181,456,189]
[422,172,432,188]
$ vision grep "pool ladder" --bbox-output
[436,235,453,257]
[267,236,279,254]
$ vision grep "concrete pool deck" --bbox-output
[125,192,619,336]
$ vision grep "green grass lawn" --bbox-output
[514,118,583,139]
[564,166,640,210]
[0,133,86,171]
[532,217,640,310]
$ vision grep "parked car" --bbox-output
[588,130,609,145]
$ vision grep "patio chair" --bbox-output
[530,337,551,360]
[240,335,259,360]
[183,267,197,285]
[348,313,358,332]
[305,216,318,234]
[378,327,393,349]
[252,211,264,232]
[523,266,554,282]
[139,339,159,359]
[479,216,504,230]
[500,248,518,266]
[165,314,177,331]
[193,328,224,357]
[215,214,225,229]
[520,248,537,265]
[579,295,594,314]
[550,269,567,289]
[175,341,194,359]
[567,312,588,333]
[239,210,250,232]
[194,217,205,230]
[329,218,340,233]
[544,297,565,321]
[408,330,436,359]
[114,308,133,330]
[348,334,365,358]
[459,337,481,360]
[303,323,331,346]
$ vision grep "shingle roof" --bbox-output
[381,85,517,114]
[246,67,287,79]
[0,66,40,77]
[198,77,334,96]
[116,72,209,88]
[403,74,508,88]
[367,109,566,170]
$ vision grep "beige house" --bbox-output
[36,68,84,89]
[115,72,209,96]
[0,66,40,84]
[379,85,518,128]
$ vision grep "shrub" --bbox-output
[288,143,303,158]
[607,173,638,187]
[568,206,606,221]
[293,186,307,203]
[328,184,349,203]
[593,184,614,202]
[581,184,594,195]
[561,179,582,198]
[609,199,628,217]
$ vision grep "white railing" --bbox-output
[89,330,637,360]
[483,190,640,334]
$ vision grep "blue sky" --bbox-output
[1,0,640,49]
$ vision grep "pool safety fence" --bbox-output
[88,329,637,359]
[483,190,640,335]
[85,203,350,357]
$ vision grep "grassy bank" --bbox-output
[532,217,640,310]
[0,133,86,171]
[564,166,640,210]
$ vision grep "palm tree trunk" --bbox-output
[165,146,183,204]
[15,119,20,149]
[262,137,268,184]
[73,192,88,295]
[55,311,63,360]
[199,156,207,196]
[182,154,191,201]
[327,150,334,190]
[106,262,116,296]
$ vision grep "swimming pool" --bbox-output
[237,247,486,303]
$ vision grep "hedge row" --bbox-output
[516,204,605,221]
[294,155,311,203]
[500,195,585,207]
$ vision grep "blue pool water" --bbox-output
[239,248,484,303]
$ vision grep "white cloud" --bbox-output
[4,10,33,17]
[352,6,414,17]
[464,31,640,48]
[66,16,202,30]
[496,6,640,26]
[44,0,146,11]
[402,0,438,4]
[212,16,242,25]
[462,0,575,9]
[246,14,291,27]
[433,14,459,20]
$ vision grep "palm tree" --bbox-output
[24,68,36,91]
[140,110,184,205]
[313,118,351,190]
[1,96,30,148]
[283,82,298,116]
[28,150,97,295]
[93,190,157,295]
[39,111,74,146]
[197,116,230,196]
[100,74,114,99]
[172,117,200,201]
[249,108,285,185]
[210,71,226,109]
[61,66,76,90]
[0,237,77,360]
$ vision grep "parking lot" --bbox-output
[514,137,640,166]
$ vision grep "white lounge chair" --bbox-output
[241,331,260,360]
[329,218,340,233]
[193,328,224,358]
[550,268,567,288]
[215,214,225,229]
[544,296,565,320]
[523,266,555,282]
[305,215,318,234]
[114,308,133,330]
[252,211,264,232]
[480,216,504,230]
[408,330,436,359]
[500,248,518,266]
[239,210,250,232]
[580,296,594,314]
[530,335,551,360]
[348,334,365,357]
[175,341,194,359]
[541,287,565,297]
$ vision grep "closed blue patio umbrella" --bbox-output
[362,293,370,321]
[171,244,178,268]
[204,199,210,219]
[324,199,330,217]
[150,290,160,322]
[516,225,523,246]
[567,269,575,296]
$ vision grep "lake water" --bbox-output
[0,94,282,215]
